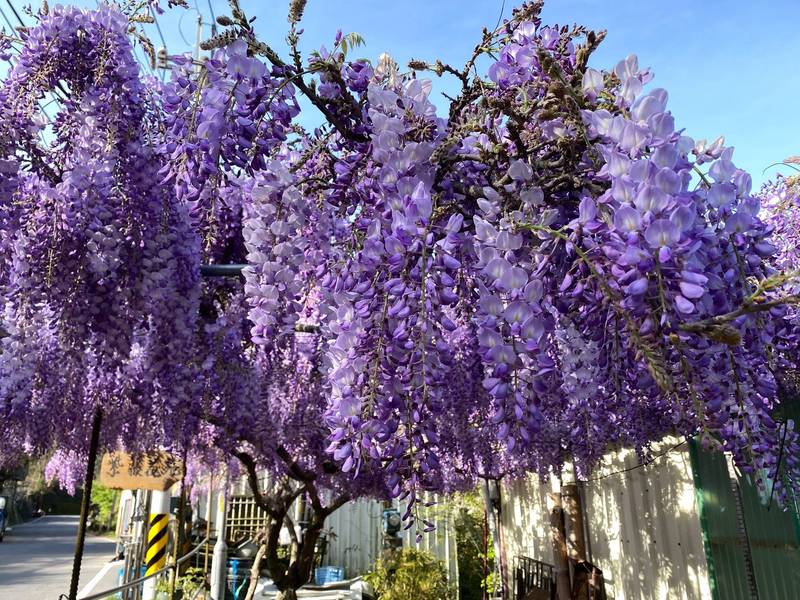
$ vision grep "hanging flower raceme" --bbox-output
[757,173,800,498]
[159,38,300,254]
[0,6,199,462]
[568,55,799,487]
[321,79,464,511]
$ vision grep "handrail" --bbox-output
[78,536,210,600]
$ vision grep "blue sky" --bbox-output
[6,0,800,187]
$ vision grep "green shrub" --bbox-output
[154,566,206,599]
[365,548,455,600]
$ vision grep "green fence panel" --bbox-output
[690,438,800,600]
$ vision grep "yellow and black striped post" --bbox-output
[145,512,169,575]
[143,490,172,600]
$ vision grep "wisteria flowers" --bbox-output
[0,0,798,596]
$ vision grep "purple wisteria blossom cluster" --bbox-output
[758,172,800,497]
[0,0,797,530]
[0,6,200,467]
[235,1,800,512]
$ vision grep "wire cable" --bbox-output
[494,0,507,31]
[148,6,169,80]
[4,0,24,27]
[0,3,16,32]
[204,0,216,34]
[581,441,687,483]
[179,6,203,46]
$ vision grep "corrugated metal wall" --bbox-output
[689,440,800,600]
[322,493,459,582]
[322,497,383,577]
[501,436,713,600]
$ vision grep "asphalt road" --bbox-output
[0,515,120,599]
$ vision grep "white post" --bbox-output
[210,474,229,600]
[142,490,172,600]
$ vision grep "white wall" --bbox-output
[500,436,713,600]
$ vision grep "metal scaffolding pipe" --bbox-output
[200,264,247,278]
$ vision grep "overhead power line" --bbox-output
[0,4,16,33]
[4,0,24,28]
[204,0,216,34]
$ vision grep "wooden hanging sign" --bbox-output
[99,450,181,491]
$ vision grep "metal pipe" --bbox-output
[200,264,246,277]
[210,475,229,600]
[204,476,213,575]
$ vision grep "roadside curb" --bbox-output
[77,558,124,599]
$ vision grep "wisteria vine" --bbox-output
[0,1,797,530]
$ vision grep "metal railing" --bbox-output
[513,555,555,600]
[78,536,210,600]
[571,559,607,600]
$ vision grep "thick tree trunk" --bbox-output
[561,483,587,562]
[260,508,317,600]
[285,515,323,589]
[231,452,349,600]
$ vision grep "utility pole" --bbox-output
[210,474,229,600]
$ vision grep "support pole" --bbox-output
[562,462,590,600]
[204,476,213,575]
[482,508,488,600]
[210,474,229,600]
[68,407,103,600]
[548,475,571,600]
[169,453,188,599]
[143,490,172,600]
[481,478,505,599]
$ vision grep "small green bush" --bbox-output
[154,566,206,599]
[365,548,455,600]
[89,483,118,530]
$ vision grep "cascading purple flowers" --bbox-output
[237,2,800,506]
[0,1,798,520]
[0,6,199,464]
